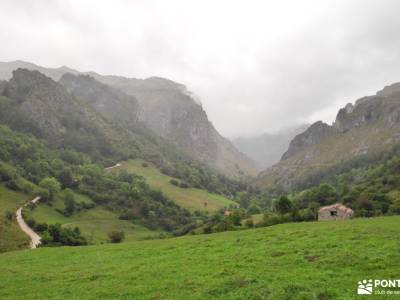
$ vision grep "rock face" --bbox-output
[233,124,308,169]
[0,61,256,176]
[89,74,257,176]
[0,69,120,156]
[257,83,400,190]
[281,122,336,161]
[59,73,140,125]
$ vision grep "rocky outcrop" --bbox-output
[257,82,400,190]
[376,82,400,97]
[281,121,336,160]
[59,73,140,125]
[86,74,257,176]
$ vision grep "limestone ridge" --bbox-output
[257,82,400,189]
[281,122,336,161]
[89,73,257,176]
[59,73,140,125]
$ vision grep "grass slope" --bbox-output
[0,185,30,252]
[1,216,399,299]
[113,159,236,212]
[28,191,161,244]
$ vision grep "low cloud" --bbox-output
[1,0,400,138]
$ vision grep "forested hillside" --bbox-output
[0,69,255,250]
[0,61,257,177]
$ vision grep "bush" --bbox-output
[15,177,35,194]
[274,196,293,215]
[142,162,149,168]
[34,187,49,201]
[179,182,190,189]
[0,162,17,182]
[63,189,76,216]
[41,223,87,246]
[39,177,61,201]
[169,179,179,186]
[5,211,14,221]
[108,231,125,243]
[262,213,282,227]
[245,219,254,228]
[247,204,261,215]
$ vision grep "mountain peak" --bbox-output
[281,121,335,161]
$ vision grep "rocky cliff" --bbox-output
[89,73,257,176]
[59,73,140,126]
[256,84,400,190]
[0,69,120,156]
[0,61,256,176]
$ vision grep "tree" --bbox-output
[39,177,61,201]
[63,189,76,216]
[274,196,293,215]
[247,204,261,215]
[108,231,125,243]
[58,168,74,188]
[230,209,245,226]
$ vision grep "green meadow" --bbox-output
[1,216,399,299]
[27,190,162,244]
[0,185,30,252]
[112,160,236,212]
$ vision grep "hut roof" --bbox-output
[319,203,353,214]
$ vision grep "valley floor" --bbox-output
[1,216,399,299]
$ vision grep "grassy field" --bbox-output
[0,185,30,252]
[28,191,162,244]
[1,216,399,299]
[111,159,236,212]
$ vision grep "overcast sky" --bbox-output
[1,0,400,138]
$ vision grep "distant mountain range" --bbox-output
[256,82,400,190]
[233,125,308,169]
[0,60,256,177]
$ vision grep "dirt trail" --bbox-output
[16,197,41,249]
[104,163,121,171]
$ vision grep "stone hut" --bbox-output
[318,203,354,221]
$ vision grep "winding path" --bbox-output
[104,163,121,171]
[16,197,41,249]
[15,164,120,250]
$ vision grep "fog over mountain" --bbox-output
[2,0,400,138]
[233,124,309,169]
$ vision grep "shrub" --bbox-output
[245,219,254,228]
[108,230,125,243]
[39,177,61,201]
[169,179,179,186]
[41,223,87,246]
[247,204,261,215]
[63,189,76,216]
[5,211,14,221]
[179,182,190,189]
[274,196,293,214]
[0,162,17,182]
